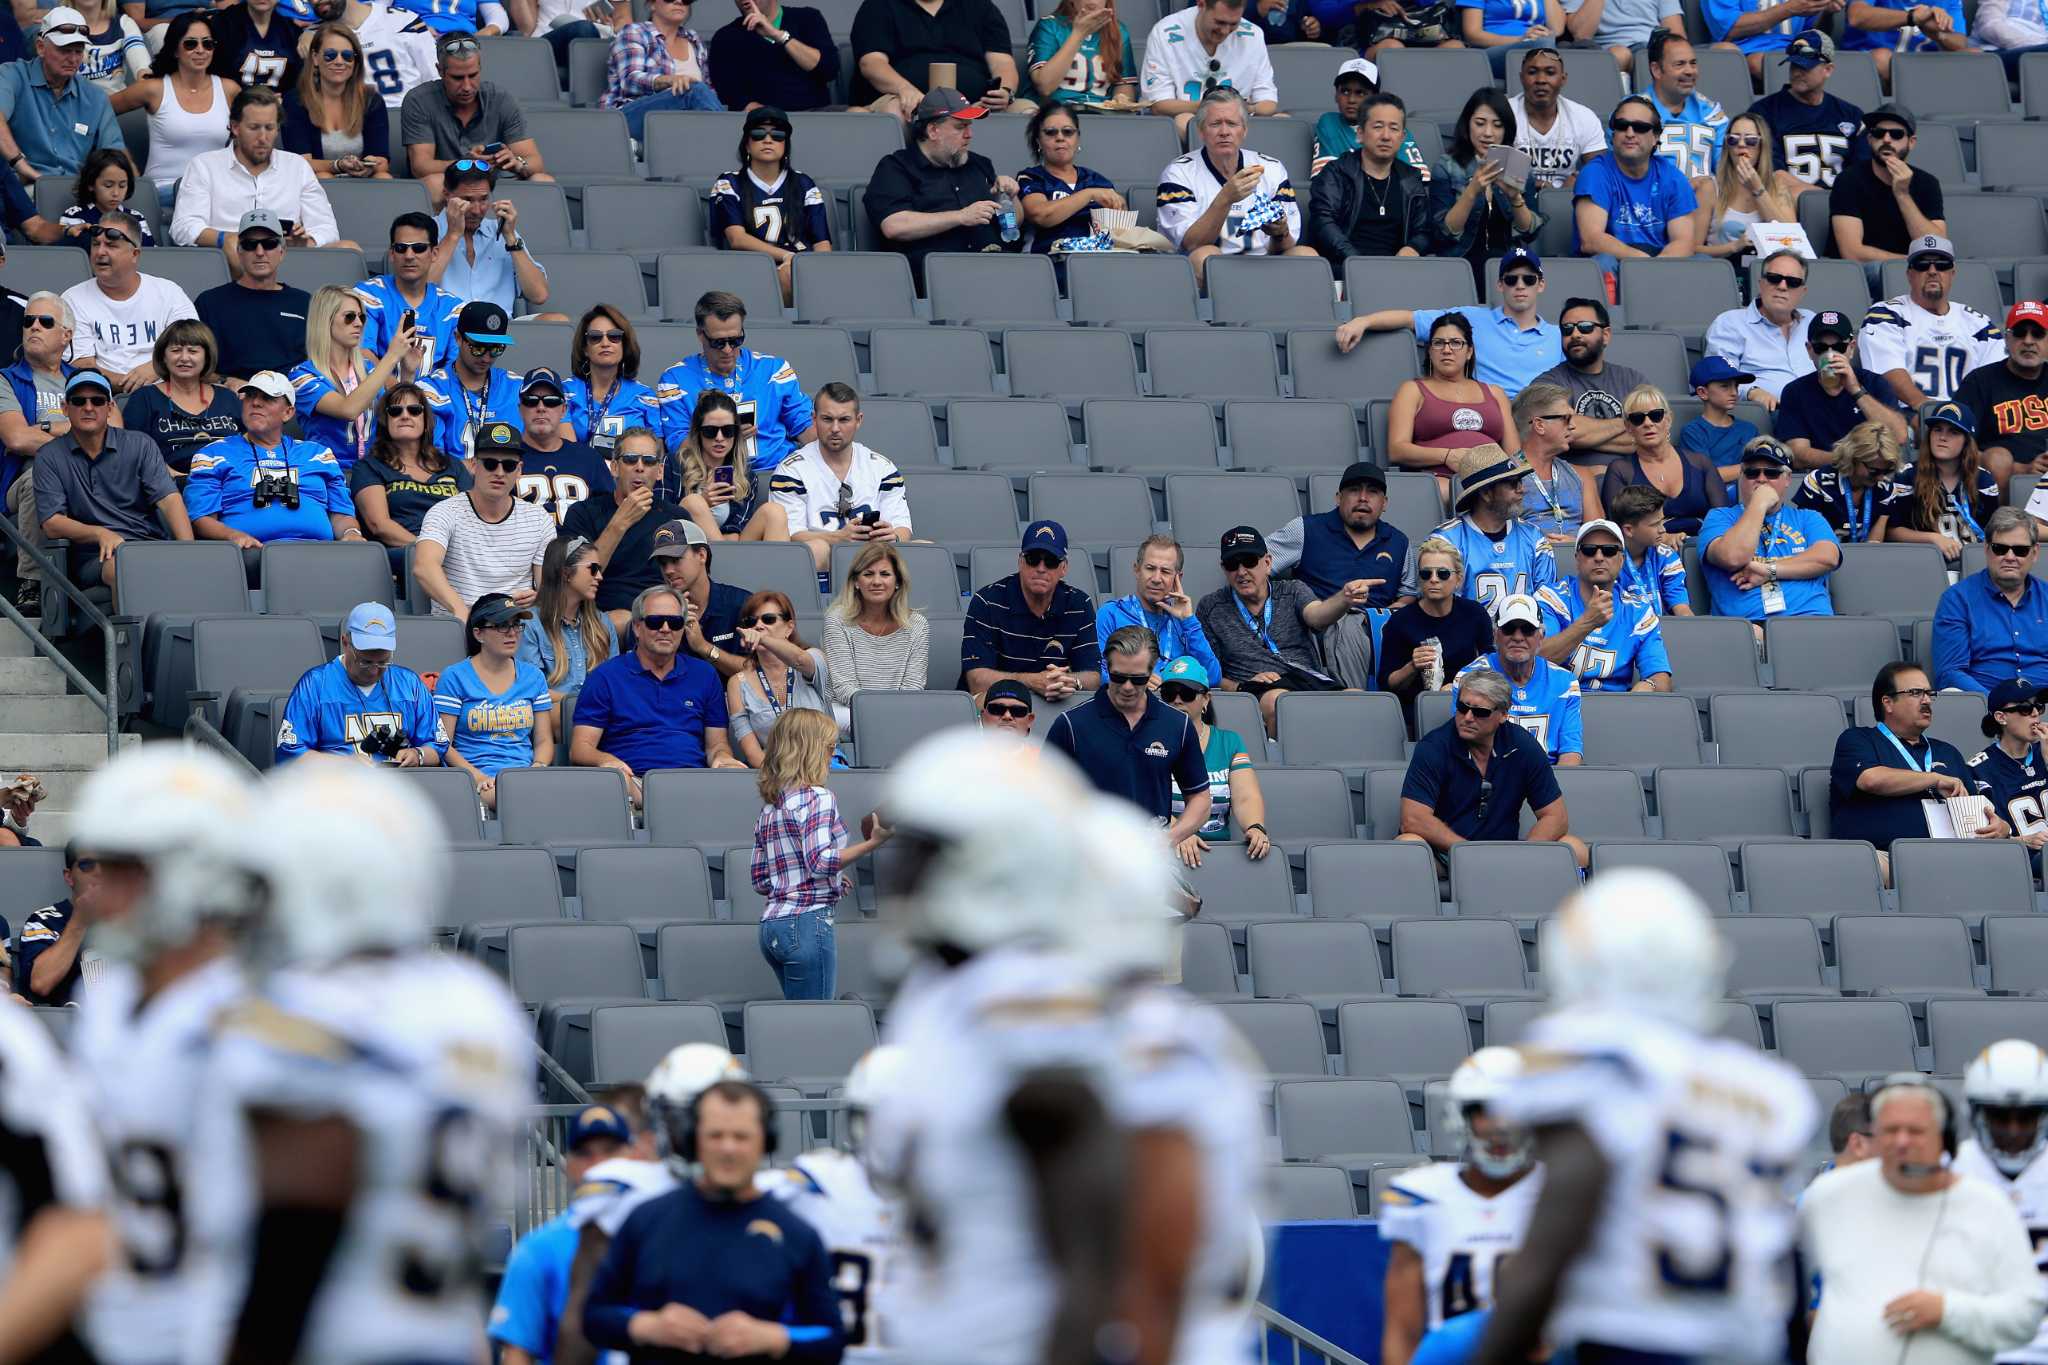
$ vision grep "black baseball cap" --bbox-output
[1338,461,1388,492]
[1808,310,1854,343]
[1220,526,1268,567]
[984,678,1033,710]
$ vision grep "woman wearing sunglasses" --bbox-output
[563,304,658,453]
[292,284,420,474]
[1598,383,1730,536]
[823,540,929,715]
[1386,312,1517,502]
[1156,655,1270,869]
[280,22,391,179]
[677,391,787,541]
[725,589,834,767]
[1017,102,1124,258]
[520,534,618,703]
[112,12,238,210]
[602,0,723,139]
[711,107,831,308]
[1376,535,1496,702]
[1889,401,1999,566]
[118,317,237,479]
[437,592,556,811]
[1792,419,1904,545]
[349,380,470,565]
[1695,112,1795,261]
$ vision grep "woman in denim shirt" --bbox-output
[1430,87,1542,292]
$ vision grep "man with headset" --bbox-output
[581,1079,845,1362]
[1801,1074,2045,1364]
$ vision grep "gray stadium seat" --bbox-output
[1801,767,1833,841]
[1058,116,1183,184]
[1946,192,2048,262]
[1601,329,1689,396]
[1526,767,1647,839]
[830,541,960,610]
[1226,400,1361,472]
[1181,920,1241,996]
[659,252,784,323]
[1742,839,1885,925]
[658,922,783,1017]
[394,616,463,672]
[396,767,487,843]
[747,324,860,392]
[260,541,394,615]
[1377,47,1494,121]
[1708,692,1847,774]
[444,848,562,939]
[1480,998,1546,1048]
[924,252,1062,326]
[700,541,821,609]
[948,397,1074,470]
[1834,914,1983,1001]
[588,1001,726,1085]
[1891,51,2013,120]
[146,248,231,300]
[1183,851,1297,926]
[0,847,67,927]
[534,251,649,319]
[1717,915,1834,1001]
[522,108,636,186]
[567,35,608,105]
[1773,998,1920,1082]
[855,397,941,467]
[1208,255,1339,329]
[925,613,966,688]
[1242,112,1314,185]
[1306,840,1442,927]
[576,845,716,927]
[1765,616,1900,695]
[793,252,918,327]
[1928,998,2048,1076]
[1447,843,1580,922]
[1986,916,2048,993]
[1364,765,1410,841]
[1292,328,1423,411]
[1850,694,1990,770]
[1274,1078,1416,1163]
[869,325,997,399]
[1383,470,1446,532]
[190,615,325,759]
[1264,1162,1358,1219]
[1336,998,1472,1081]
[1615,258,1739,338]
[1266,44,1354,106]
[506,320,570,376]
[322,179,434,270]
[1654,766,1796,844]
[1027,472,1156,548]
[1390,917,1534,1000]
[1212,999,1330,1075]
[497,768,634,848]
[645,769,764,851]
[1341,257,1478,315]
[1659,614,1763,691]
[476,35,561,100]
[1976,122,2048,192]
[1066,253,1201,327]
[0,244,88,296]
[1578,692,1702,770]
[1713,1000,1766,1049]
[584,183,710,256]
[1892,839,2037,924]
[496,180,574,255]
[1254,767,1360,847]
[1275,691,1408,765]
[1248,920,1388,1010]
[1165,473,1299,548]
[1143,328,1283,400]
[276,247,367,295]
[742,1000,878,1084]
[1004,328,1143,400]
[1085,398,1222,471]
[910,471,1021,544]
[721,844,765,922]
[1589,841,1735,913]
[849,689,975,766]
[505,922,643,1005]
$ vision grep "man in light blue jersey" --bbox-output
[356,211,462,375]
[1535,518,1673,691]
[1645,32,1728,191]
[419,298,524,462]
[1337,247,1564,399]
[1434,447,1561,615]
[656,289,815,474]
[1700,434,1840,634]
[185,370,361,554]
[274,601,442,764]
[1453,593,1584,764]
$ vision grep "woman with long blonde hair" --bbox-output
[750,707,890,1000]
[519,534,618,702]
[677,391,789,541]
[1696,111,1797,260]
[1791,419,1904,544]
[291,284,416,472]
[822,540,928,707]
[281,22,392,179]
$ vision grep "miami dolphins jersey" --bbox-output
[1955,1138,2048,1363]
[1535,579,1673,691]
[1452,653,1584,761]
[1434,515,1560,614]
[1378,1160,1544,1333]
[774,1148,902,1359]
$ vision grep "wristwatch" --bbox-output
[505,237,525,252]
[706,645,723,664]
[775,28,791,42]
[1245,822,1268,836]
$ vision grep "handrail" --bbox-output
[1251,1303,1371,1365]
[181,712,260,777]
[0,515,118,755]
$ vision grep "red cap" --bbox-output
[2009,301,2048,331]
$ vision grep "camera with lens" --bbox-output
[358,725,407,760]
[250,467,301,511]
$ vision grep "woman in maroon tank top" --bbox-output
[1385,312,1518,503]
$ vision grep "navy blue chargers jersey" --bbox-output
[1748,89,1864,188]
[1970,741,2048,866]
[708,168,833,253]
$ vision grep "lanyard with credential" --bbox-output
[1876,721,1933,773]
[1234,591,1280,656]
[1844,483,1871,544]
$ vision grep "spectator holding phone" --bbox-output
[169,86,348,256]
[771,383,911,577]
[401,33,552,202]
[675,392,786,544]
[707,0,838,112]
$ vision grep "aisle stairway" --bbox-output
[0,619,134,845]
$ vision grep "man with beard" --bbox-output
[1957,301,2048,484]
[1532,297,1647,456]
[1856,234,2003,416]
[865,88,1019,288]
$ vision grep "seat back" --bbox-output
[1181,851,1296,925]
[496,768,634,847]
[1718,915,1830,993]
[1446,844,1580,919]
[1336,998,1471,1076]
[1164,473,1300,549]
[1579,692,1702,767]
[1208,255,1338,326]
[1225,399,1360,471]
[742,1000,878,1082]
[645,770,766,849]
[924,252,1061,323]
[1065,254,1200,326]
[1084,398,1221,472]
[1741,840,1886,923]
[1772,998,1920,1077]
[589,1002,726,1085]
[907,471,1021,545]
[1834,914,1979,994]
[1247,919,1385,998]
[1390,917,1528,995]
[1764,616,1901,692]
[1004,328,1143,399]
[260,542,396,615]
[1274,691,1408,764]
[792,252,919,324]
[849,690,976,766]
[1211,999,1329,1075]
[1708,693,1847,772]
[506,922,643,1004]
[1653,767,1796,841]
[576,845,716,924]
[1274,1078,1414,1160]
[1143,329,1282,399]
[1588,840,1734,913]
[870,325,996,398]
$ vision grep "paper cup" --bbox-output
[928,62,957,91]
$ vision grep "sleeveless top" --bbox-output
[1716,205,1759,245]
[1410,378,1506,480]
[146,75,229,192]
[1520,459,1587,538]
[1607,451,1719,534]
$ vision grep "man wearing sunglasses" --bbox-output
[963,519,1100,701]
[1451,592,1583,765]
[0,6,125,184]
[1699,434,1841,630]
[170,87,346,255]
[1194,524,1358,736]
[1571,95,1697,277]
[413,420,554,616]
[656,290,813,475]
[516,366,610,525]
[356,212,463,374]
[1775,310,1912,470]
[1931,507,2048,693]
[1045,625,1213,848]
[1530,298,1649,457]
[1829,106,1949,290]
[186,370,360,558]
[194,208,313,386]
[402,33,551,198]
[1855,234,2003,419]
[978,677,1035,736]
[1397,667,1584,869]
[1971,678,2048,872]
[1958,301,2048,485]
[31,370,192,592]
[1745,31,1863,191]
[1704,248,1816,409]
[561,426,690,632]
[60,210,198,393]
[571,584,746,791]
[1435,446,1561,613]
[419,298,525,461]
[14,839,100,1007]
[648,517,754,680]
[1534,519,1671,693]
[1339,247,1564,399]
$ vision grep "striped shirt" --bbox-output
[416,492,555,618]
[961,573,1100,683]
[750,784,848,920]
[821,611,930,705]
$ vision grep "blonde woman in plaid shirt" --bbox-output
[751,708,892,999]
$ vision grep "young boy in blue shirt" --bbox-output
[1679,354,1760,484]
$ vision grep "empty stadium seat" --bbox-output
[1616,258,1739,337]
[1578,692,1703,770]
[1709,692,1846,774]
[1986,916,2048,993]
[1654,767,1797,844]
[1529,767,1648,839]
[924,252,1062,326]
[749,324,861,392]
[1378,47,1494,121]
[1066,253,1201,327]
[909,471,1023,544]
[1773,998,1920,1081]
[1226,400,1362,472]
[1274,691,1407,766]
[1264,1162,1358,1219]
[1480,998,1546,1048]
[645,769,764,851]
[1765,616,1900,696]
[1182,850,1297,925]
[1891,839,2038,925]
[1305,840,1442,927]
[1212,999,1330,1076]
[1829,542,1951,623]
[1144,328,1283,400]
[857,398,941,467]
[870,325,997,399]
[0,847,66,928]
[1251,768,1359,849]
[793,252,919,328]
[575,845,717,928]
[1290,330,1418,404]
[1181,920,1242,996]
[1446,838,1584,924]
[660,251,783,322]
[1026,472,1156,548]
[1892,51,2014,121]
[1336,998,1472,1082]
[1927,998,2048,1075]
[743,1000,878,1084]
[947,398,1073,470]
[495,768,633,849]
[1390,917,1535,1001]
[1274,1078,1416,1164]
[1589,841,1735,913]
[397,767,487,843]
[658,922,784,1018]
[1717,915,1836,1002]
[584,1001,727,1085]
[1207,255,1339,329]
[1165,473,1300,548]
[522,108,635,186]
[849,690,975,766]
[1247,919,1387,1012]
[1005,328,1143,401]
[506,922,644,1005]
[1085,398,1223,471]
[1742,840,1886,924]
[1834,914,1983,1002]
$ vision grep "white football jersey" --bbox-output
[76,957,246,1365]
[190,952,534,1365]
[1856,295,2006,405]
[0,996,107,1360]
[1378,1160,1545,1333]
[869,950,1121,1365]
[767,442,913,538]
[567,1156,679,1239]
[1955,1138,2048,1363]
[774,1147,903,1359]
[1493,1007,1818,1362]
[1155,148,1300,258]
[353,3,440,108]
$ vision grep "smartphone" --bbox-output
[483,141,506,156]
[714,466,735,487]
[401,308,417,333]
[860,508,882,526]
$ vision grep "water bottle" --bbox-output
[997,191,1020,244]
[1423,636,1444,693]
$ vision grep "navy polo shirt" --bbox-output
[1773,366,1907,454]
[1294,510,1409,606]
[1828,724,1969,851]
[1044,691,1208,823]
[571,649,728,774]
[1401,717,1561,842]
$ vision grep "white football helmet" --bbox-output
[67,743,267,964]
[1440,1047,1534,1180]
[1062,797,1180,981]
[1547,869,1729,1033]
[240,758,451,970]
[1965,1038,2048,1176]
[843,1044,911,1158]
[878,730,1102,959]
[646,1042,749,1173]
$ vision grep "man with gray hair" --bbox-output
[1094,534,1222,687]
[1397,665,1587,867]
[60,211,197,391]
[1155,86,1314,288]
[570,583,746,797]
[1933,506,2048,694]
[1802,1075,2044,1364]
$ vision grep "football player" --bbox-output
[1380,1048,1544,1365]
[554,1042,746,1365]
[67,745,268,1365]
[1472,870,1818,1365]
[190,760,534,1365]
[1955,1038,2048,1365]
[774,1046,910,1359]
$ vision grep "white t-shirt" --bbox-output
[1802,1159,2047,1365]
[1156,147,1299,257]
[1509,94,1608,193]
[416,492,555,616]
[62,273,199,376]
[1139,6,1276,105]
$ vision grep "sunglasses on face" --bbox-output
[1625,408,1667,425]
[582,562,604,575]
[1813,341,1850,355]
[88,228,133,248]
[241,234,282,252]
[1727,133,1762,147]
[1223,556,1259,571]
[699,423,737,440]
[747,127,790,142]
[2003,701,2045,717]
[1500,272,1539,287]
[181,35,215,48]
[43,23,85,36]
[1456,701,1496,718]
[320,46,358,61]
[1108,670,1151,687]
[1868,126,1910,142]
[1762,271,1806,289]
[68,392,109,407]
[1023,551,1063,569]
[741,612,785,627]
[476,456,520,472]
[1991,541,2035,557]
[2015,325,2048,341]
[24,314,60,329]
[337,310,362,325]
[1907,258,1953,273]
[985,702,1030,719]
[522,394,565,408]
[1560,320,1602,336]
[389,240,432,255]
[1161,683,1204,703]
[616,451,664,467]
[1610,118,1658,135]
[1742,466,1787,480]
[386,402,426,417]
[641,614,687,632]
[1580,543,1623,558]
[1498,622,1539,637]
[700,332,745,350]
[1418,566,1455,581]
[466,340,508,356]
[585,328,625,343]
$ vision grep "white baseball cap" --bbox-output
[1335,57,1379,85]
[1496,593,1543,630]
[39,8,90,45]
[1575,518,1624,548]
[239,371,295,402]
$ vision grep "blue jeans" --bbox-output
[759,908,836,1000]
[543,17,599,66]
[622,82,724,138]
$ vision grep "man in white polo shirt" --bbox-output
[412,419,555,617]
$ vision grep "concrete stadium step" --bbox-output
[0,655,68,695]
[0,619,33,657]
[0,732,135,769]
[0,695,106,730]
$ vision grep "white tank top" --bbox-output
[145,75,229,192]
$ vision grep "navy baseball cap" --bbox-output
[520,366,564,398]
[1923,399,1977,439]
[1807,310,1854,343]
[1690,355,1756,389]
[476,421,520,452]
[985,678,1033,709]
[1020,519,1069,561]
[1782,30,1834,68]
[458,299,511,345]
[1498,247,1542,279]
[1742,435,1795,468]
[568,1104,634,1149]
[1338,460,1388,491]
[1985,678,2047,735]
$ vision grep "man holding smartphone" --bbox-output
[707,0,839,110]
[769,381,912,576]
